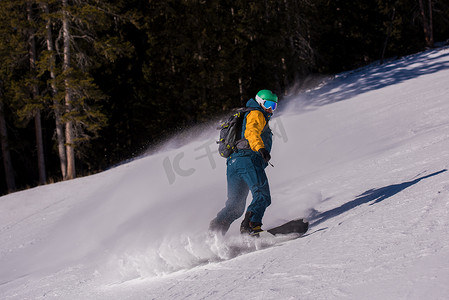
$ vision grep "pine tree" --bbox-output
[26,0,47,184]
[39,0,68,179]
[0,0,28,192]
[38,0,126,179]
[0,0,48,187]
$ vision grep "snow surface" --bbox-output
[1,47,449,299]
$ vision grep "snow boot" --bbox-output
[240,211,264,237]
[209,218,230,236]
[248,223,263,237]
[240,211,252,234]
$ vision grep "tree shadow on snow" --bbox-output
[310,169,447,227]
[283,46,449,112]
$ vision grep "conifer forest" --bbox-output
[1,0,448,195]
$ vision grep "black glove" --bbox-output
[258,148,271,162]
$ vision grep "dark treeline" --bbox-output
[1,0,448,195]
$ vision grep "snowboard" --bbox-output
[223,218,309,257]
[266,218,309,237]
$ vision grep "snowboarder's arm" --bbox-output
[244,110,267,152]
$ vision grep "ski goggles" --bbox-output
[262,100,278,111]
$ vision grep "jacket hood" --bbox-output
[246,98,272,119]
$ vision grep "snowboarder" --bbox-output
[209,89,278,236]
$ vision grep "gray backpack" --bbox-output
[217,108,268,158]
[216,108,255,158]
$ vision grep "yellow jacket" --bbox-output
[244,110,267,152]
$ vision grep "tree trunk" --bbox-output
[41,2,67,180]
[230,7,244,102]
[418,0,434,48]
[62,0,76,179]
[34,112,46,184]
[381,7,396,63]
[0,100,16,193]
[27,1,46,185]
[428,0,434,47]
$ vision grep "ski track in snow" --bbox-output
[1,46,449,299]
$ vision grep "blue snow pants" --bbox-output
[215,152,271,227]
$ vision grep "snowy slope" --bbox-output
[1,46,449,299]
